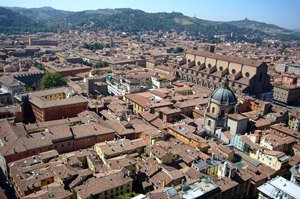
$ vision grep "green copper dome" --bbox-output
[210,76,237,105]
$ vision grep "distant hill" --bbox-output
[292,28,300,32]
[226,18,288,35]
[7,6,72,26]
[226,18,300,41]
[0,7,47,33]
[1,7,300,42]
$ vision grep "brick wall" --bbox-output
[5,133,115,165]
[58,67,91,77]
[42,103,87,122]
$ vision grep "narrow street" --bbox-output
[0,170,16,199]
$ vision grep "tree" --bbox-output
[83,42,111,50]
[94,61,109,68]
[40,72,67,89]
[25,85,33,92]
[34,62,45,71]
[174,47,184,53]
[113,193,137,199]
[81,60,93,66]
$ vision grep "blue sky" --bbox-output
[1,0,300,29]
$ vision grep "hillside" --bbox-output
[226,18,300,40]
[2,7,300,42]
[293,28,300,32]
[0,7,46,33]
[7,6,72,26]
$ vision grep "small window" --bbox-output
[232,69,236,74]
[219,66,223,71]
[197,61,201,66]
[212,107,215,113]
[188,59,191,63]
[208,120,211,126]
[245,72,250,77]
[208,64,212,68]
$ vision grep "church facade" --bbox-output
[177,50,272,96]
[204,76,238,133]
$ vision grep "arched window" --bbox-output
[212,107,215,113]
[219,66,223,71]
[188,59,191,63]
[232,69,236,74]
[208,120,211,126]
[208,64,212,68]
[197,61,201,66]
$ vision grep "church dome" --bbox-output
[210,76,237,105]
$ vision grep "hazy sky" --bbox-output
[1,0,300,29]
